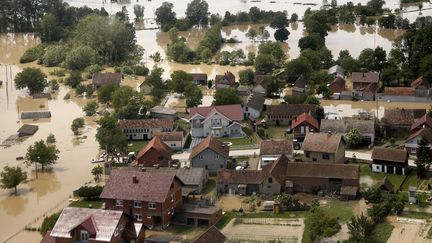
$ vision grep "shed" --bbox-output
[17,124,39,136]
[376,177,394,192]
[340,186,358,200]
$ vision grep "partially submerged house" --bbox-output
[291,113,319,142]
[119,119,174,140]
[47,207,145,243]
[260,139,293,168]
[189,104,244,138]
[352,72,380,91]
[100,170,183,229]
[135,136,173,167]
[92,72,122,89]
[301,133,346,164]
[265,104,316,126]
[328,65,345,78]
[320,118,375,144]
[21,111,51,119]
[190,73,208,85]
[244,92,266,119]
[214,71,236,89]
[190,136,230,174]
[17,124,38,136]
[371,148,409,175]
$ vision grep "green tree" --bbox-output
[185,0,209,27]
[97,83,119,103]
[303,10,332,37]
[111,86,136,110]
[274,28,290,42]
[91,165,103,181]
[75,84,86,96]
[239,68,255,85]
[290,13,299,22]
[214,88,243,105]
[71,117,85,135]
[83,101,99,116]
[65,71,82,88]
[42,45,66,67]
[25,140,60,171]
[96,115,128,155]
[299,33,325,51]
[0,166,27,194]
[246,28,258,42]
[255,54,275,74]
[270,12,289,29]
[345,128,362,148]
[40,213,60,236]
[133,4,144,20]
[415,136,432,178]
[38,13,64,42]
[347,214,374,243]
[155,2,177,31]
[64,46,99,70]
[46,134,56,144]
[307,209,341,241]
[266,80,279,98]
[285,57,313,82]
[184,83,203,108]
[15,67,47,94]
[169,70,193,93]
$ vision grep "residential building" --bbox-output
[410,114,432,132]
[119,119,174,140]
[383,87,415,97]
[291,113,319,142]
[174,203,223,227]
[265,104,316,126]
[17,124,38,136]
[260,139,293,167]
[190,73,208,85]
[92,72,122,89]
[352,72,379,91]
[301,133,346,164]
[21,111,51,119]
[383,108,426,133]
[155,126,188,151]
[135,136,173,167]
[371,148,409,175]
[411,76,430,97]
[150,106,177,119]
[237,85,251,96]
[215,71,236,89]
[139,81,152,95]
[320,118,375,144]
[376,177,394,193]
[193,226,227,243]
[100,170,183,229]
[405,127,432,155]
[292,75,307,96]
[46,207,145,243]
[254,74,270,86]
[190,136,230,174]
[328,77,346,94]
[328,65,345,78]
[189,104,244,138]
[244,92,266,119]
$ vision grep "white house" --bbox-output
[405,127,432,155]
[244,92,265,119]
[154,126,188,151]
[188,104,244,138]
[119,119,174,140]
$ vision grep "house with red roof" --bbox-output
[411,76,430,97]
[405,127,432,155]
[119,119,174,141]
[410,114,432,132]
[291,112,319,142]
[214,71,236,89]
[135,136,173,167]
[101,170,183,229]
[189,104,244,138]
[190,136,230,174]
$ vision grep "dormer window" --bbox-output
[80,230,89,241]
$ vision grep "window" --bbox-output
[116,199,123,207]
[305,152,310,158]
[147,216,152,219]
[268,177,273,183]
[313,158,317,162]
[171,143,176,147]
[135,213,142,222]
[80,230,89,241]
[322,153,330,160]
[148,202,156,209]
[171,194,174,202]
[220,164,223,168]
[134,201,142,208]
[214,154,219,159]
[198,155,203,160]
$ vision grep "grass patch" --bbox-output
[401,211,432,219]
[127,140,148,153]
[359,164,405,192]
[201,177,216,195]
[427,225,432,239]
[69,200,103,209]
[175,119,191,131]
[400,171,432,191]
[219,136,254,146]
[372,221,394,243]
[216,211,308,229]
[266,126,291,139]
[320,200,356,222]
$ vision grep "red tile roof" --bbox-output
[154,131,184,141]
[189,104,244,121]
[100,170,181,202]
[384,87,415,96]
[406,127,432,144]
[286,162,359,180]
[328,77,346,93]
[301,133,344,153]
[411,114,432,131]
[371,147,408,164]
[136,136,173,161]
[352,72,379,83]
[260,139,293,156]
[92,72,122,86]
[119,119,174,129]
[383,108,426,126]
[291,112,319,130]
[190,136,229,160]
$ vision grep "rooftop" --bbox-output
[266,104,316,117]
[406,127,432,144]
[383,108,426,126]
[246,92,266,111]
[411,114,432,131]
[260,139,293,156]
[383,87,415,96]
[352,72,379,83]
[17,124,39,136]
[301,133,344,153]
[150,106,177,115]
[372,147,408,164]
[136,136,173,161]
[320,118,374,135]
[193,226,227,243]
[291,112,319,130]
[189,104,244,121]
[92,72,122,86]
[21,111,51,119]
[286,162,359,180]
[119,119,174,129]
[190,136,229,159]
[411,76,430,89]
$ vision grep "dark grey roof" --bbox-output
[320,118,375,135]
[145,235,182,243]
[21,111,51,119]
[246,92,266,111]
[17,124,39,135]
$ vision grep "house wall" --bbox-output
[353,82,370,90]
[217,182,261,195]
[293,122,318,137]
[191,149,227,174]
[304,151,338,164]
[335,142,346,164]
[260,176,282,195]
[137,148,170,167]
[244,106,261,119]
[123,127,169,141]
[405,136,432,155]
[163,139,184,151]
[287,177,359,193]
[103,180,182,228]
[191,117,205,138]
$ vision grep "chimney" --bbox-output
[132,175,138,184]
[362,72,365,77]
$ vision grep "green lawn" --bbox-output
[400,172,432,191]
[219,136,255,146]
[127,140,148,153]
[359,164,406,192]
[266,126,291,139]
[175,119,191,131]
[320,200,356,222]
[69,200,103,209]
[372,221,394,243]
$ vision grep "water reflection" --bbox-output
[0,194,29,216]
[28,170,62,199]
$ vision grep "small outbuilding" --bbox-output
[17,124,39,136]
[371,147,409,175]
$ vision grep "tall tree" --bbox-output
[96,115,128,155]
[185,0,209,27]
[415,136,432,178]
[133,4,144,20]
[169,70,193,93]
[0,166,27,194]
[155,2,177,31]
[238,68,255,85]
[347,214,374,243]
[184,83,203,108]
[214,88,243,105]
[25,140,60,174]
[15,67,47,94]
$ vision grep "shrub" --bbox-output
[49,69,66,77]
[49,80,59,91]
[84,64,103,79]
[40,212,60,236]
[122,66,134,75]
[42,45,66,67]
[20,44,45,63]
[65,71,82,88]
[46,134,56,143]
[71,117,85,135]
[83,101,99,116]
[133,65,149,76]
[77,185,104,200]
[75,84,86,96]
[63,93,71,99]
[65,45,98,70]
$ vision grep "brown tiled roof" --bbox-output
[154,131,184,141]
[190,73,208,81]
[217,169,265,184]
[372,147,408,163]
[266,104,316,117]
[294,75,307,89]
[406,127,432,144]
[193,226,226,243]
[136,136,173,161]
[260,139,293,156]
[383,108,426,126]
[246,92,265,111]
[92,72,122,86]
[291,113,319,130]
[352,72,379,84]
[384,87,415,96]
[190,136,229,160]
[119,119,174,129]
[411,114,432,131]
[101,170,181,202]
[215,71,236,87]
[301,133,344,153]
[189,104,244,121]
[376,177,394,192]
[411,76,430,89]
[286,162,359,180]
[262,155,290,185]
[50,207,124,241]
[328,77,346,93]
